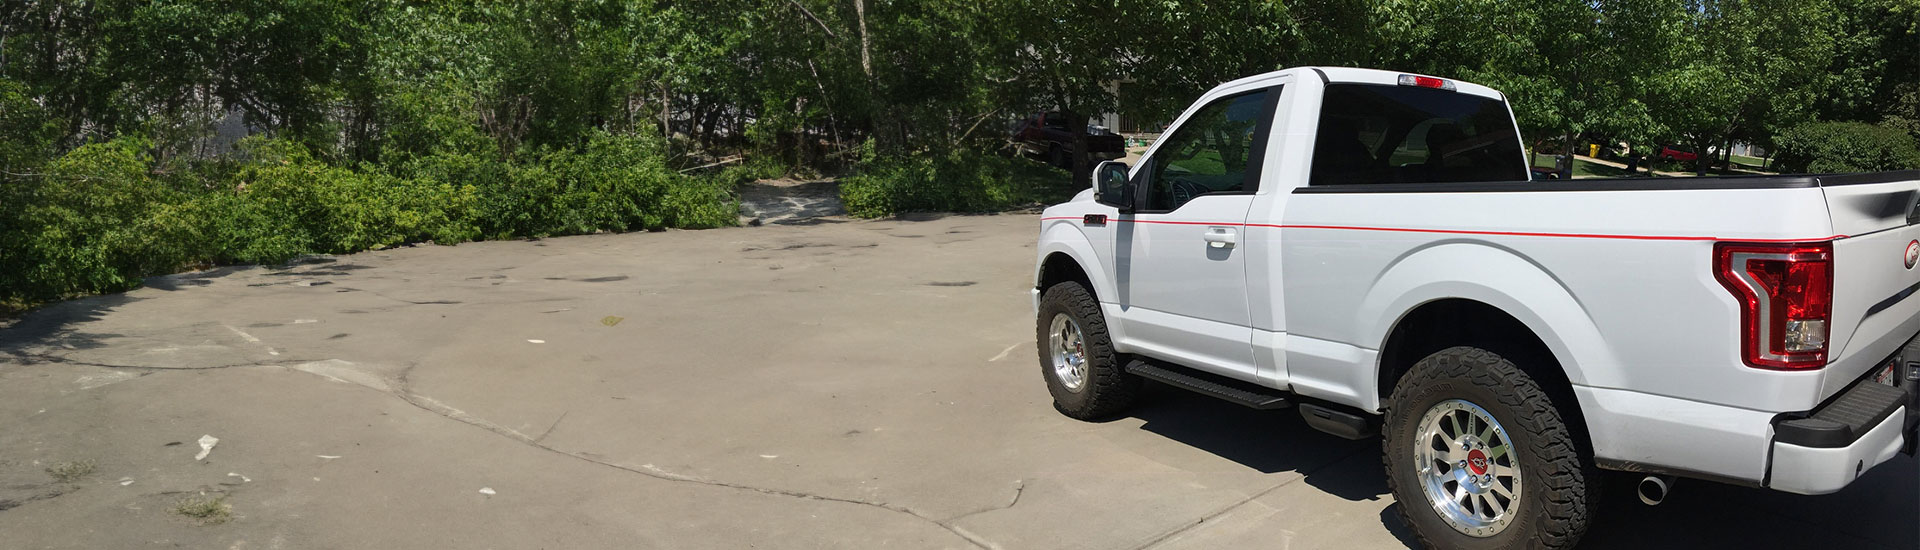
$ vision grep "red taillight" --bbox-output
[1713,242,1833,370]
[1398,74,1455,90]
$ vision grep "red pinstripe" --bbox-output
[1039,217,1846,242]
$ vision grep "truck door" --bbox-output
[1115,87,1277,380]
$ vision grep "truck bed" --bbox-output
[1292,169,1920,194]
[1279,169,1920,413]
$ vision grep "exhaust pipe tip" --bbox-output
[1637,475,1674,506]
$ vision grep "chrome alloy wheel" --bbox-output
[1415,399,1522,537]
[1047,313,1089,392]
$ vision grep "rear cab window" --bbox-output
[1309,84,1527,186]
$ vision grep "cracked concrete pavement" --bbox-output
[1,213,1914,549]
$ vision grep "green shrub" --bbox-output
[719,155,791,182]
[1,133,737,308]
[213,139,482,261]
[474,132,737,238]
[1774,121,1920,173]
[839,150,1073,218]
[0,138,177,300]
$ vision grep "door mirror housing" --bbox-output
[1093,160,1133,213]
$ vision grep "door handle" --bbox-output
[1203,227,1237,248]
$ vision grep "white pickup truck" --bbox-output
[1030,66,1920,549]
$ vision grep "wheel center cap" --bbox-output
[1466,449,1489,475]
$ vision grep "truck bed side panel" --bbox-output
[1280,186,1837,413]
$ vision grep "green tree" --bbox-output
[1651,0,1838,174]
[982,0,1130,185]
[1819,0,1920,135]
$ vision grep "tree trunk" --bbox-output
[1067,110,1092,189]
[1693,139,1710,176]
[700,105,722,147]
[853,0,872,79]
[660,86,672,139]
[1559,131,1577,179]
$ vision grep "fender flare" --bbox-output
[1035,221,1116,301]
[1357,242,1620,388]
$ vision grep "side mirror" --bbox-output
[1093,160,1133,213]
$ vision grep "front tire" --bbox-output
[1035,281,1139,420]
[1383,346,1596,550]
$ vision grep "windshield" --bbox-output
[1309,84,1527,186]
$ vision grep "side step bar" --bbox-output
[1125,359,1378,440]
[1299,403,1376,440]
[1125,360,1292,410]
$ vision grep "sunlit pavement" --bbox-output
[1,213,1910,549]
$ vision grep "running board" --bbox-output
[1125,360,1293,410]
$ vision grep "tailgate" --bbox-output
[1822,171,1920,397]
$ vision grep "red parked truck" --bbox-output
[1012,112,1127,168]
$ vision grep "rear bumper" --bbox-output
[1767,402,1908,494]
[1767,342,1918,494]
[1583,349,1919,494]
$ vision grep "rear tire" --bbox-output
[1036,281,1139,420]
[1383,346,1596,550]
[1046,145,1068,168]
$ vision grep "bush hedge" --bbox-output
[840,148,1075,218]
[0,134,740,308]
[1774,121,1920,173]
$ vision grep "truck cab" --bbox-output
[1031,66,1920,550]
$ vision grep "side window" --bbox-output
[1143,88,1272,212]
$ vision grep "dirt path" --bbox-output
[737,178,845,225]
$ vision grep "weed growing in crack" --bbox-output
[44,460,95,483]
[172,495,232,524]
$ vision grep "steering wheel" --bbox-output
[1167,177,1210,207]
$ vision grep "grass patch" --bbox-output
[1571,159,1636,178]
[172,495,233,524]
[1729,154,1770,169]
[44,460,96,483]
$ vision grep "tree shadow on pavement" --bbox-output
[0,293,139,353]
[145,266,253,288]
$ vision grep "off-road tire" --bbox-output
[1383,346,1597,550]
[1036,281,1140,419]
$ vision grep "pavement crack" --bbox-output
[0,483,77,513]
[3,350,323,372]
[375,364,995,549]
[1124,444,1375,550]
[10,350,1002,549]
[534,410,569,444]
[942,479,1026,523]
[340,287,463,306]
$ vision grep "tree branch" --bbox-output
[786,0,837,39]
[953,108,1002,147]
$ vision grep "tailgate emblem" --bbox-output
[1906,240,1918,269]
